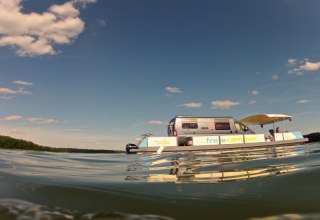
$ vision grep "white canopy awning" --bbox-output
[240,114,292,126]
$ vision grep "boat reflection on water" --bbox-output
[126,144,314,184]
[148,160,300,184]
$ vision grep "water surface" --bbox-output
[1,143,320,219]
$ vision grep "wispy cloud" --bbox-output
[248,100,256,105]
[65,128,85,133]
[0,81,32,99]
[0,0,96,56]
[73,0,97,8]
[0,87,32,95]
[272,74,279,81]
[288,58,320,75]
[288,58,297,66]
[149,120,167,125]
[211,100,240,109]
[13,80,33,86]
[180,102,203,108]
[4,115,22,121]
[251,90,259,96]
[165,86,183,94]
[4,114,60,125]
[296,99,311,104]
[27,117,59,125]
[97,19,107,26]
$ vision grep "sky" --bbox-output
[0,0,320,150]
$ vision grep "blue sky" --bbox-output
[1,0,320,149]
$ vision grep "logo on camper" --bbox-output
[220,135,244,144]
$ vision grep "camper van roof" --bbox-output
[174,115,234,119]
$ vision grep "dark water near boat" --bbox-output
[1,143,320,220]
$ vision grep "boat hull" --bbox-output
[130,138,308,153]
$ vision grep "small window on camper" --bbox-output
[215,122,230,130]
[182,123,198,129]
[167,122,174,136]
[235,122,249,132]
[235,123,242,131]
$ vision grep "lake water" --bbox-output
[1,143,320,220]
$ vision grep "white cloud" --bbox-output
[288,58,297,66]
[296,99,311,104]
[249,100,256,105]
[0,0,96,56]
[0,36,55,56]
[49,2,79,18]
[180,102,203,108]
[288,59,320,75]
[13,80,33,86]
[4,115,22,121]
[27,117,59,125]
[251,90,259,96]
[299,61,320,72]
[272,74,279,81]
[149,120,167,125]
[0,87,31,95]
[211,100,240,109]
[165,86,183,94]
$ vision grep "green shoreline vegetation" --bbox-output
[0,135,123,153]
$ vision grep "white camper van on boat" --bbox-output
[167,116,254,146]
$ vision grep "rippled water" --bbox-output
[1,143,320,220]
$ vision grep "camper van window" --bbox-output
[235,123,242,131]
[182,123,198,129]
[167,122,175,136]
[215,122,230,130]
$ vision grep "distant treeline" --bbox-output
[0,135,123,153]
